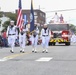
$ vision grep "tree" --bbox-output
[2,12,17,31]
[2,21,10,32]
[0,12,3,17]
[5,12,17,24]
[69,24,76,33]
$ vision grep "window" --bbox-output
[34,16,38,19]
[40,13,42,16]
[34,12,37,15]
[34,19,37,23]
[43,14,45,17]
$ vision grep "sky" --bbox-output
[0,0,76,25]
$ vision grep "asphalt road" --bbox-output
[0,43,76,75]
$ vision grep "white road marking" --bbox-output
[0,57,13,61]
[36,57,53,62]
[0,59,6,61]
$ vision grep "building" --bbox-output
[16,9,46,26]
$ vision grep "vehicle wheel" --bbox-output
[67,42,70,45]
[65,42,70,46]
[53,43,55,46]
[49,42,52,46]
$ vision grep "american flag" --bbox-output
[16,0,23,31]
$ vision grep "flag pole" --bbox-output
[16,0,23,32]
[30,0,35,33]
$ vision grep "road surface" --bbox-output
[0,43,76,75]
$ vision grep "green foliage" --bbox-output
[2,21,10,31]
[69,24,76,33]
[0,20,1,24]
[2,12,17,31]
[6,12,17,24]
[0,12,3,17]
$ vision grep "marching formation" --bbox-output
[5,11,76,54]
[6,20,51,53]
[6,13,76,53]
[2,0,75,54]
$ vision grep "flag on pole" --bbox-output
[23,14,27,25]
[30,0,35,32]
[16,0,23,31]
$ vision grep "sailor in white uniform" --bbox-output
[52,12,59,23]
[7,20,18,53]
[31,25,39,53]
[71,33,76,43]
[40,24,51,53]
[19,25,28,53]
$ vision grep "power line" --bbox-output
[46,8,76,19]
[45,8,76,13]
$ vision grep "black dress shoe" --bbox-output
[34,51,37,53]
[22,51,25,53]
[32,51,34,52]
[20,50,22,53]
[45,50,48,53]
[42,50,45,53]
[46,51,48,53]
[10,50,14,53]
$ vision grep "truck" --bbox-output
[48,23,71,46]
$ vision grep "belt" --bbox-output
[8,34,15,35]
[42,35,48,37]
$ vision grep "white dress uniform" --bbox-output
[40,27,51,53]
[30,27,39,53]
[19,27,28,53]
[7,25,18,53]
[53,13,59,23]
[71,34,76,43]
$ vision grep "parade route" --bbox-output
[0,52,31,62]
[0,44,76,75]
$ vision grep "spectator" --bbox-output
[60,14,64,23]
[2,30,8,47]
[0,35,3,47]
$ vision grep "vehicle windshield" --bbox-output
[48,24,69,31]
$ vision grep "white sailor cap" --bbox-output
[10,20,14,23]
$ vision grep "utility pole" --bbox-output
[39,5,40,10]
[0,7,1,11]
[39,5,45,10]
[0,7,1,35]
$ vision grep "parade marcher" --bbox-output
[6,20,18,53]
[52,12,59,23]
[19,25,28,53]
[30,25,39,53]
[40,24,51,53]
[71,33,76,43]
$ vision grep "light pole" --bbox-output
[0,19,2,35]
[39,5,45,10]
